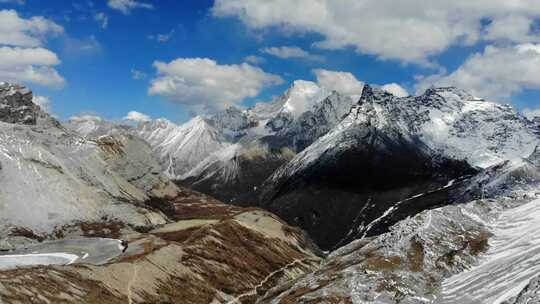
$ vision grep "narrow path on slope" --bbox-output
[226,257,317,304]
[127,264,139,304]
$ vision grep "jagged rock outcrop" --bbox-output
[0,82,39,125]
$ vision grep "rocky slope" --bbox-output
[259,85,539,250]
[259,148,540,303]
[0,187,321,304]
[0,83,180,249]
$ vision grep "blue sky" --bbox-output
[1,0,540,123]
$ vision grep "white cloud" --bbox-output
[244,55,265,65]
[484,15,539,44]
[212,0,540,64]
[131,68,146,80]
[32,95,51,112]
[0,46,59,66]
[523,107,540,120]
[0,46,65,87]
[261,46,324,62]
[94,12,109,29]
[149,57,283,113]
[0,10,65,88]
[416,44,540,100]
[313,69,364,96]
[0,9,63,47]
[381,83,409,97]
[124,111,151,122]
[107,0,153,15]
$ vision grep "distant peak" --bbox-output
[423,86,478,101]
[184,115,213,129]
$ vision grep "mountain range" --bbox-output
[2,79,540,303]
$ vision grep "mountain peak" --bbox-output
[0,82,40,125]
[183,115,212,130]
[281,80,330,118]
[358,84,393,104]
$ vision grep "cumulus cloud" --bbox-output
[0,9,63,47]
[381,83,409,97]
[0,10,65,88]
[244,55,265,65]
[212,0,540,63]
[94,12,109,29]
[0,46,65,87]
[313,68,409,98]
[313,69,364,96]
[261,46,324,62]
[416,44,540,100]
[149,57,283,113]
[108,0,153,15]
[124,110,151,122]
[484,15,539,44]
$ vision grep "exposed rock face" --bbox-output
[0,82,38,125]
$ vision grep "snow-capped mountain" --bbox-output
[5,81,540,303]
[259,85,539,249]
[115,80,339,203]
[64,114,132,139]
[64,80,539,251]
[178,81,353,203]
[136,116,231,179]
